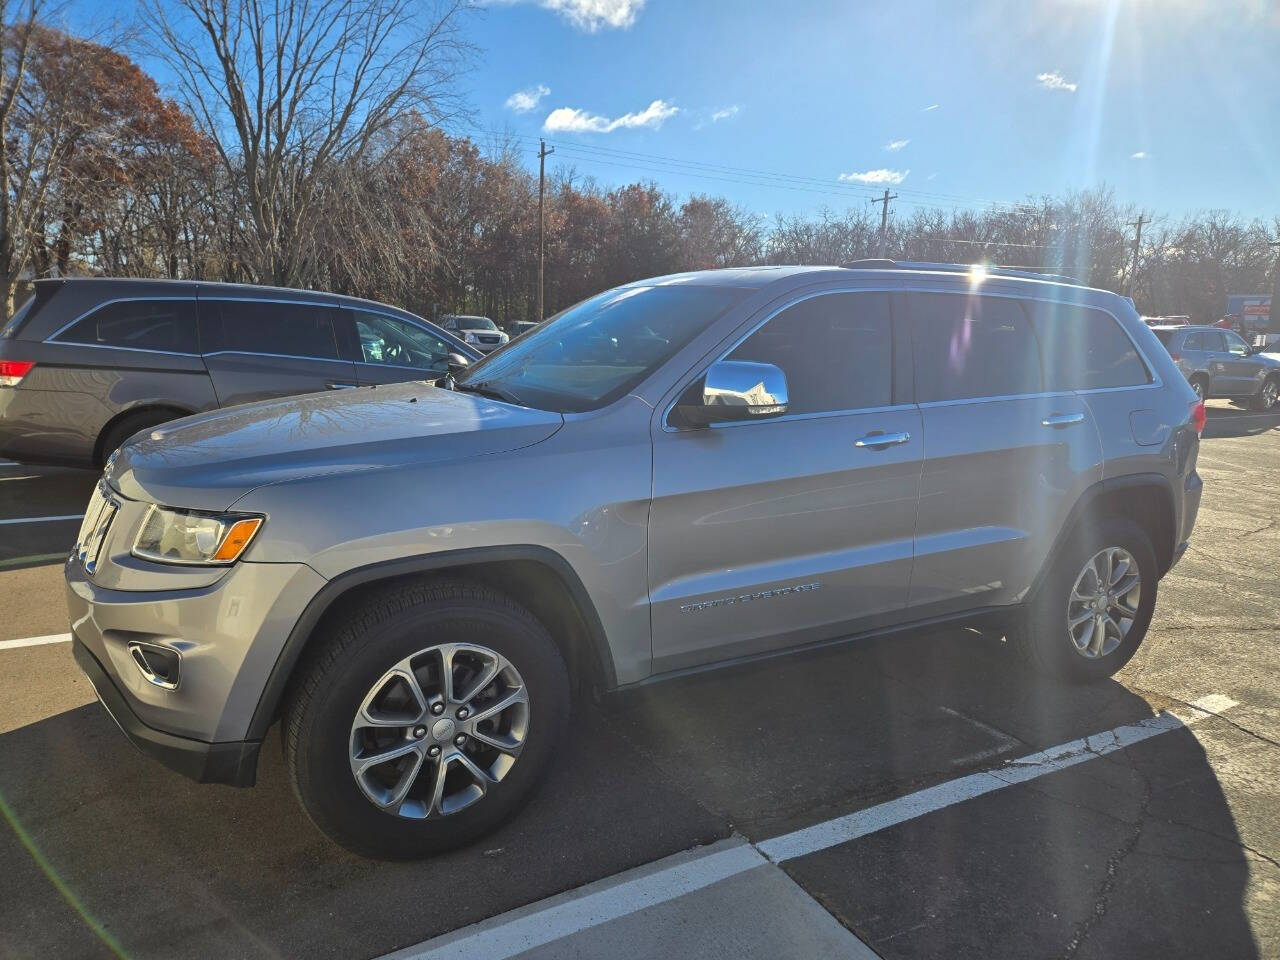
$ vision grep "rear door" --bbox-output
[907,290,1103,614]
[198,297,357,406]
[344,309,460,385]
[647,289,923,673]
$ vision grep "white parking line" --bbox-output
[0,514,82,526]
[383,693,1235,960]
[0,633,72,651]
[757,692,1236,862]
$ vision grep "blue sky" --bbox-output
[74,0,1280,220]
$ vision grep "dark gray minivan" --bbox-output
[0,278,478,467]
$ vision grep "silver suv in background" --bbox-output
[440,314,510,353]
[66,262,1203,859]
[1151,324,1280,410]
[0,279,478,468]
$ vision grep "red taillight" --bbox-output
[1189,399,1206,435]
[0,360,35,386]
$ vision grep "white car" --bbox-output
[440,314,509,353]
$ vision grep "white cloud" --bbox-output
[1037,71,1078,93]
[498,0,644,31]
[544,98,678,134]
[505,84,551,113]
[923,103,939,111]
[884,138,910,152]
[839,168,909,185]
[1131,151,1150,160]
[710,104,741,122]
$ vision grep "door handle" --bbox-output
[1041,412,1085,427]
[326,381,357,390]
[855,431,911,449]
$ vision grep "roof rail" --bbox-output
[838,260,1077,283]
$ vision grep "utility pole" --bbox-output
[871,189,897,258]
[1125,213,1147,298]
[1268,240,1280,339]
[537,139,554,323]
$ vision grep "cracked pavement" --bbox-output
[0,399,1277,959]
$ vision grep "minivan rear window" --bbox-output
[54,299,199,353]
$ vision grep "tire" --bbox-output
[1187,375,1208,403]
[283,578,570,860]
[1010,517,1157,683]
[1249,375,1279,412]
[99,409,182,464]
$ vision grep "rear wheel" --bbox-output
[1249,375,1279,412]
[1010,518,1157,682]
[1188,375,1208,402]
[284,579,570,859]
[98,409,184,464]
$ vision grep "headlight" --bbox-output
[133,506,264,565]
[463,331,478,343]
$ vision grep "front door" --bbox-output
[346,309,458,385]
[647,290,923,674]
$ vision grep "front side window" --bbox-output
[202,300,338,360]
[55,299,198,353]
[909,293,1041,402]
[1030,302,1151,391]
[1224,331,1250,356]
[726,292,892,415]
[457,283,748,413]
[354,311,453,372]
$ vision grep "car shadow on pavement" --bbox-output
[0,630,1261,960]
[1202,405,1280,440]
[607,629,1262,960]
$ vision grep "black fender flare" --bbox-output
[245,545,617,741]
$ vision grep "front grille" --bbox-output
[477,334,500,344]
[73,481,118,574]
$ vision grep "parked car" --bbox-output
[1151,324,1280,410]
[67,262,1203,858]
[440,314,509,353]
[0,278,478,468]
[507,319,539,339]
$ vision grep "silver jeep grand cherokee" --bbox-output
[66,262,1204,859]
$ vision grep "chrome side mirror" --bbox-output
[674,360,789,426]
[446,353,470,372]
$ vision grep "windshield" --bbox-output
[456,316,497,331]
[457,283,748,412]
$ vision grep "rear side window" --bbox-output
[200,300,338,360]
[727,292,893,415]
[53,299,198,353]
[1202,331,1226,352]
[909,293,1041,402]
[1182,332,1204,351]
[1030,303,1151,391]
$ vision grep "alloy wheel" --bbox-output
[1262,379,1278,410]
[1191,379,1205,401]
[1066,547,1141,659]
[349,643,529,819]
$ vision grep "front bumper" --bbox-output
[74,637,261,786]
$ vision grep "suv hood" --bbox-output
[107,383,564,511]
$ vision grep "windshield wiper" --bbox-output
[453,379,526,407]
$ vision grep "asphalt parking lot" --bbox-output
[1,401,1278,959]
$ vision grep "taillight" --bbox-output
[1189,399,1206,435]
[0,360,35,386]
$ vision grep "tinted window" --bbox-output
[1152,329,1176,346]
[726,293,892,415]
[909,293,1040,402]
[354,311,453,371]
[1203,331,1226,352]
[1030,303,1151,391]
[456,316,497,331]
[1183,332,1205,351]
[55,299,198,353]
[202,300,338,360]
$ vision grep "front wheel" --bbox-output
[1010,518,1158,683]
[283,579,570,859]
[1250,376,1279,412]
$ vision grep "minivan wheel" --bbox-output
[283,579,570,860]
[98,409,183,465]
[1011,518,1157,683]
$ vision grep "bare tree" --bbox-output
[145,0,471,287]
